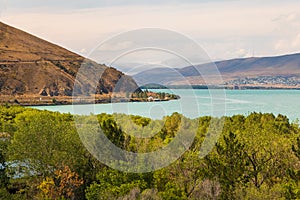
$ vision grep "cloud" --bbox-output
[272,12,300,24]
[0,0,8,16]
[275,32,300,52]
[235,48,251,58]
[79,48,87,55]
[3,0,235,10]
[1,0,300,61]
[100,41,133,51]
[292,33,300,47]
[271,10,300,54]
[275,40,288,51]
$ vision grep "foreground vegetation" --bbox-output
[0,105,300,199]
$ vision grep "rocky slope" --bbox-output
[0,22,139,103]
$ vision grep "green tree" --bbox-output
[285,137,300,199]
[0,139,9,188]
[8,110,82,177]
[160,112,182,140]
[205,132,248,199]
[85,168,148,200]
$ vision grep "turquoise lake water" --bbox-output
[31,89,300,121]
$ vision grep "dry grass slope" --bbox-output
[0,22,140,104]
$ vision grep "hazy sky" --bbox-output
[1,0,300,62]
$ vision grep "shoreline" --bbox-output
[0,95,179,107]
[142,86,300,90]
[1,87,300,106]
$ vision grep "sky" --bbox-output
[1,0,300,65]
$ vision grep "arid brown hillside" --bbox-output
[133,53,300,88]
[0,22,139,100]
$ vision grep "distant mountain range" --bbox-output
[133,53,300,88]
[0,22,139,104]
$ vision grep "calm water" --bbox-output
[31,89,300,121]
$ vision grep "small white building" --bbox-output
[147,96,154,101]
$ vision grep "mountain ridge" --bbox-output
[133,52,300,88]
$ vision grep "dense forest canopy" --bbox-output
[0,105,300,199]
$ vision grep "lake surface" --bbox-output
[31,89,300,121]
